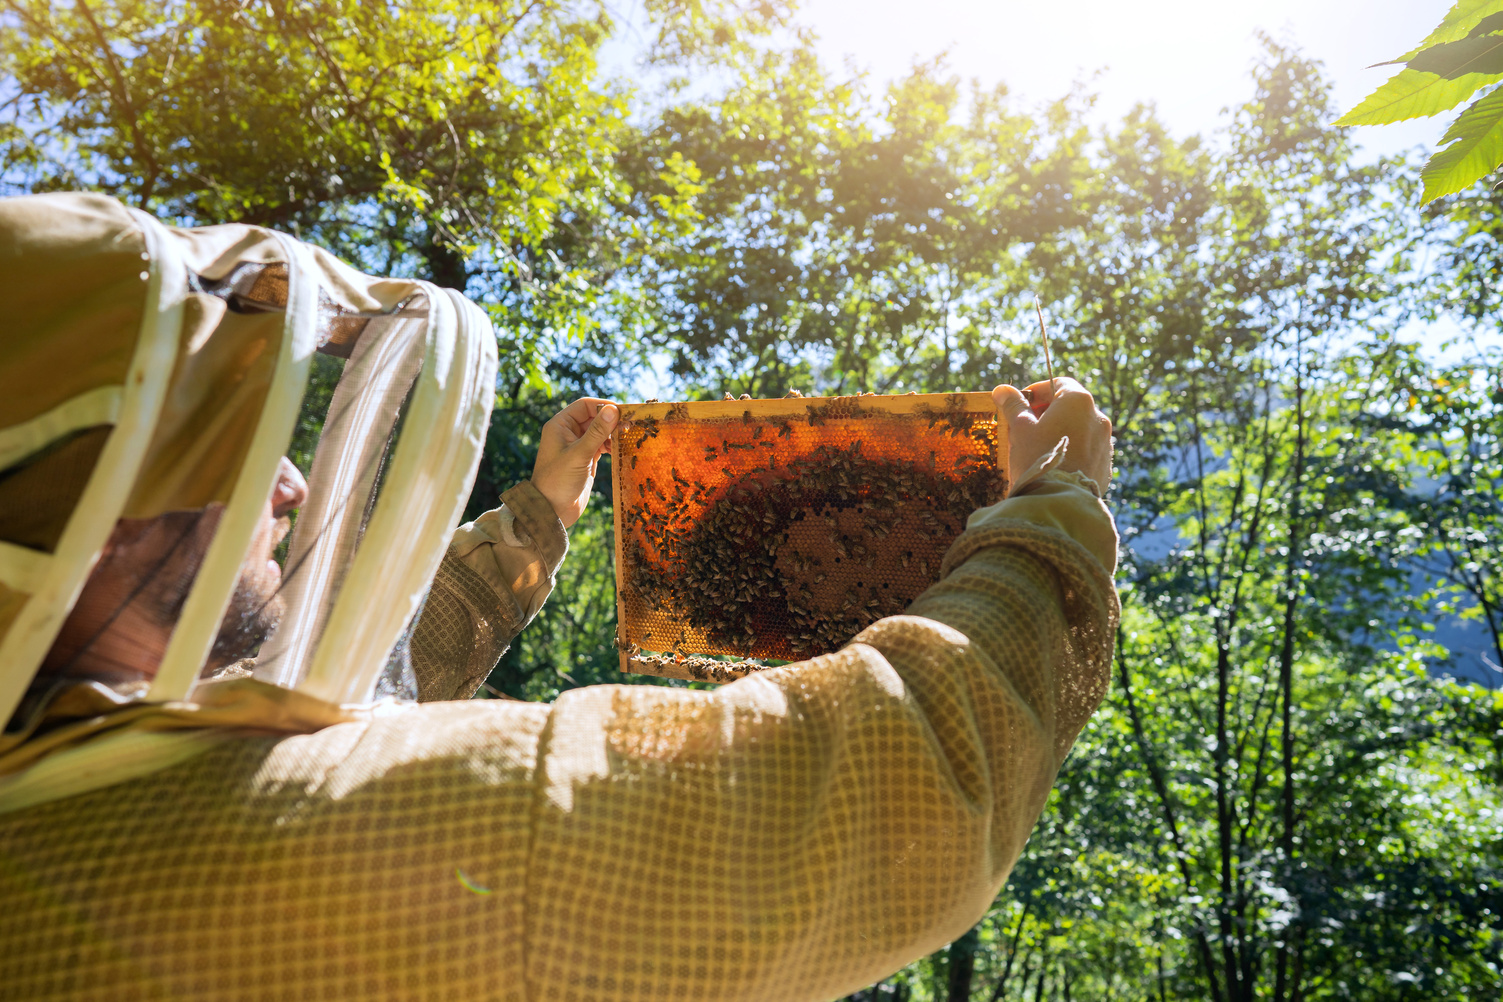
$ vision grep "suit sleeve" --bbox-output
[521,472,1119,1000]
[409,481,569,702]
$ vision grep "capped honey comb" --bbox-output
[612,392,1009,682]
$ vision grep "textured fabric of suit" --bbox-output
[0,473,1116,1001]
[411,481,569,703]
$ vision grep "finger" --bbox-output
[1025,377,1094,417]
[552,397,613,441]
[1020,380,1051,417]
[569,402,619,458]
[1020,378,1060,414]
[993,384,1033,425]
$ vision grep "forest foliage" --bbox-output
[5,1,1503,998]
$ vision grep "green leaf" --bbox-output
[1421,85,1503,202]
[1409,33,1503,78]
[1397,0,1503,61]
[1468,11,1503,39]
[1335,67,1502,126]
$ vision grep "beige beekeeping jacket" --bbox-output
[0,448,1116,1000]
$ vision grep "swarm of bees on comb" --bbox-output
[612,392,1009,682]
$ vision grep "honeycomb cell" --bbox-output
[613,393,1009,680]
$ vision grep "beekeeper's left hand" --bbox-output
[531,397,618,528]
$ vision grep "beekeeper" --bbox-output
[0,193,1118,1001]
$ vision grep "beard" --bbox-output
[204,507,293,671]
[206,565,285,668]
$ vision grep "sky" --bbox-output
[795,0,1444,162]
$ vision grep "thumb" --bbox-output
[993,384,1032,425]
[574,402,618,457]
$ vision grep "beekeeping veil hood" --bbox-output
[0,193,497,725]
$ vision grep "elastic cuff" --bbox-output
[1007,435,1069,497]
[962,474,1119,576]
[495,504,533,548]
[1006,435,1104,501]
[1011,468,1103,500]
[503,481,569,569]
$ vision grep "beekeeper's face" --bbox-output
[40,459,309,686]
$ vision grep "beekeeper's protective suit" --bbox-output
[0,193,1119,1001]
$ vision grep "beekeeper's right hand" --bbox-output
[993,378,1113,494]
[531,397,618,528]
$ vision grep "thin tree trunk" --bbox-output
[1274,331,1307,1002]
[75,0,160,206]
[1214,636,1238,998]
[988,898,1033,1002]
[423,239,469,291]
[1008,941,1040,1002]
[947,925,980,1002]
[1117,630,1225,1002]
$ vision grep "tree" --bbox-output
[620,40,1100,399]
[1393,357,1503,678]
[0,0,779,378]
[841,44,1503,1002]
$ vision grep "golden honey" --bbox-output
[613,393,1008,680]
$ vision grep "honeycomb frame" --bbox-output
[612,392,1010,682]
